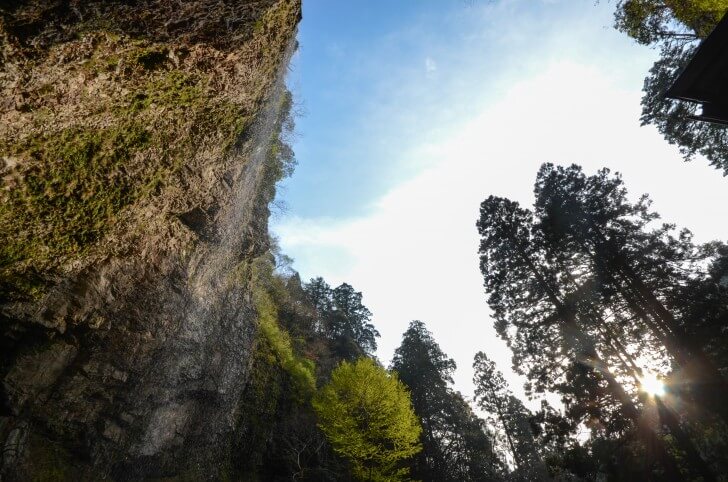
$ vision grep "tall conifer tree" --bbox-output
[392,321,503,481]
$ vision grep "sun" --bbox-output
[638,372,665,397]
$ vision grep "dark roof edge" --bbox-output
[665,12,728,100]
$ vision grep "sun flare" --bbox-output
[639,373,666,397]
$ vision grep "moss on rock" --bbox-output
[0,0,301,301]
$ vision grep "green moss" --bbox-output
[0,0,301,301]
[83,53,121,76]
[125,69,248,149]
[220,107,251,151]
[0,122,152,300]
[0,65,254,301]
[251,259,316,398]
[0,63,220,300]
[129,71,203,112]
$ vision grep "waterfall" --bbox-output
[118,35,299,476]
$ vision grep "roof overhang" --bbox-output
[665,13,728,126]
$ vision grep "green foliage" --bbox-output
[615,0,728,43]
[260,89,299,205]
[252,260,316,398]
[266,90,297,179]
[234,266,351,481]
[233,318,286,476]
[313,358,422,481]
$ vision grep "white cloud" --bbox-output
[425,56,437,74]
[275,58,728,407]
[277,1,728,409]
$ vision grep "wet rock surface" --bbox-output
[0,0,300,479]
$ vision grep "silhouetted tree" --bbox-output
[477,195,641,433]
[391,321,503,481]
[303,278,380,362]
[477,166,724,480]
[533,163,728,423]
[473,352,549,481]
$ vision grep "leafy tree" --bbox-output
[614,0,725,43]
[391,320,503,481]
[312,358,422,481]
[236,266,390,481]
[263,89,298,203]
[613,0,728,174]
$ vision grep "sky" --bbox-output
[271,0,728,407]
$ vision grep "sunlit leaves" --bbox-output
[313,358,422,481]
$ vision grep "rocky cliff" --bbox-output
[0,0,301,479]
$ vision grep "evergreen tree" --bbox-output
[476,183,717,480]
[477,195,640,434]
[443,393,505,482]
[303,278,380,361]
[330,283,379,356]
[473,352,549,481]
[533,163,728,423]
[391,320,503,481]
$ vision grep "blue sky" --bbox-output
[282,0,611,219]
[273,0,728,405]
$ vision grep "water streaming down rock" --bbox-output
[126,35,300,474]
[0,2,301,476]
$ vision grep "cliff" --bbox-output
[0,0,301,479]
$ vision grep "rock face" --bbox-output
[0,0,301,479]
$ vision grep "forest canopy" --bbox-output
[476,162,728,480]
